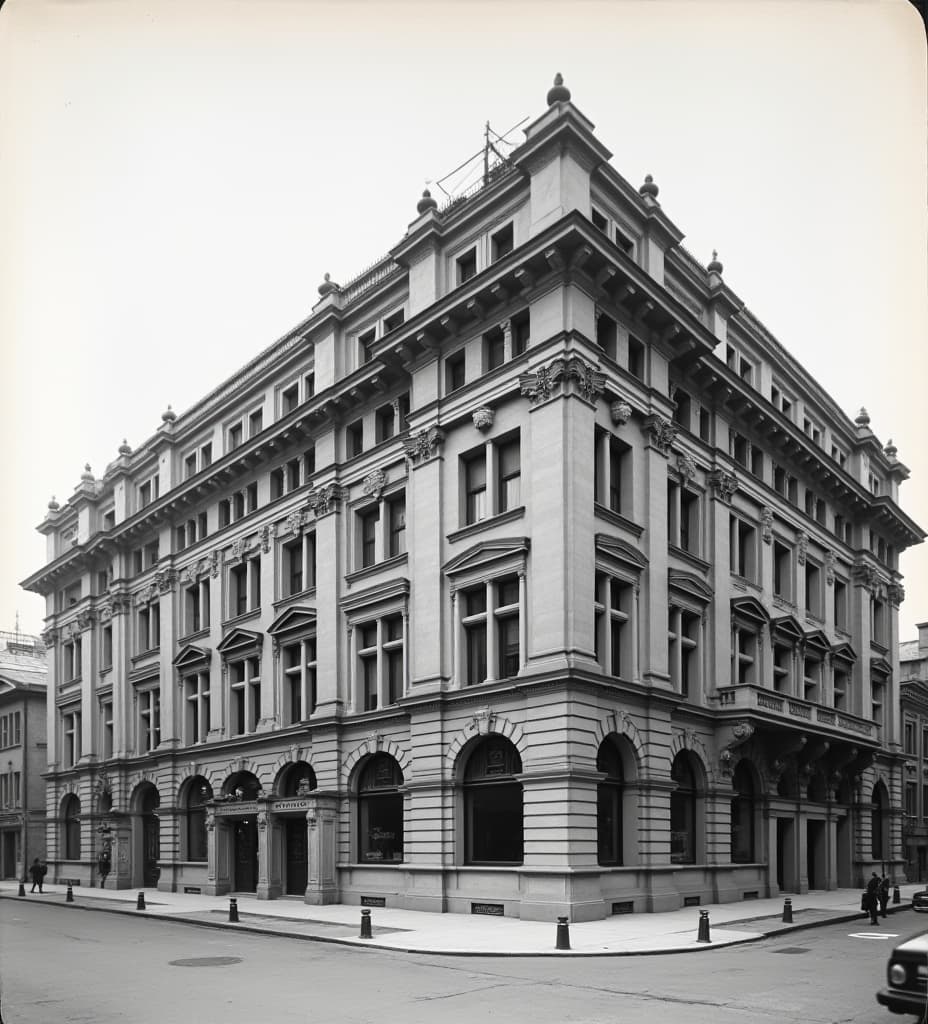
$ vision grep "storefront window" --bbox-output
[358,755,404,863]
[670,752,697,864]
[730,761,755,863]
[186,778,211,862]
[463,737,523,864]
[62,794,81,860]
[597,740,624,866]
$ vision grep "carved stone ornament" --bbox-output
[888,582,905,606]
[42,627,59,648]
[210,550,221,578]
[76,609,96,632]
[472,407,495,432]
[519,359,564,405]
[676,453,698,482]
[403,427,444,466]
[824,550,836,586]
[796,532,808,566]
[642,415,678,456]
[565,355,606,403]
[365,732,383,752]
[471,707,496,735]
[156,568,177,594]
[707,469,738,504]
[260,524,275,553]
[285,508,308,537]
[363,468,387,499]
[230,537,248,562]
[519,356,605,406]
[610,399,633,426]
[134,582,160,607]
[760,506,774,544]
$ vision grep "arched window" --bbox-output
[730,761,755,863]
[358,755,404,864]
[871,782,887,861]
[278,762,317,798]
[597,740,624,866]
[670,752,698,864]
[186,778,212,862]
[222,771,261,801]
[463,737,523,865]
[62,794,81,860]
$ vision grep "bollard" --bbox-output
[359,908,372,939]
[229,898,239,923]
[18,881,25,897]
[696,909,711,943]
[782,898,793,923]
[555,916,571,950]
[66,884,74,903]
[893,885,901,905]
[136,891,146,911]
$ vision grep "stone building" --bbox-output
[900,623,928,882]
[22,77,924,919]
[0,630,47,880]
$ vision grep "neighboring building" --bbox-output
[0,630,47,880]
[900,623,928,882]
[21,77,924,918]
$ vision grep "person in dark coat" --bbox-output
[879,875,891,918]
[866,871,881,925]
[29,858,45,893]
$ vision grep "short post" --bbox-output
[359,908,372,939]
[18,881,25,897]
[66,884,74,903]
[893,885,901,905]
[229,898,239,923]
[782,898,793,923]
[555,916,571,950]
[696,909,711,943]
[136,891,146,911]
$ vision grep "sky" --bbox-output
[1,0,926,643]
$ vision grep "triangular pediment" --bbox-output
[443,537,530,577]
[595,534,648,570]
[172,643,211,669]
[832,641,857,664]
[268,606,317,638]
[668,570,713,603]
[731,596,770,624]
[870,655,893,676]
[216,628,263,658]
[803,629,830,653]
[771,614,804,641]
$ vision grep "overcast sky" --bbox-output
[1,0,925,643]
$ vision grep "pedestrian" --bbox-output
[866,871,881,925]
[97,848,111,889]
[879,875,891,918]
[29,857,45,894]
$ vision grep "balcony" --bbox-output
[715,684,877,743]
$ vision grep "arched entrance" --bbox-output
[131,783,160,888]
[275,762,316,896]
[223,771,261,893]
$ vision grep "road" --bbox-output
[0,901,923,1024]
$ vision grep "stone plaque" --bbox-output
[361,895,386,907]
[471,902,504,916]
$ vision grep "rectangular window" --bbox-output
[730,517,757,581]
[805,560,823,619]
[496,577,520,679]
[384,615,404,705]
[491,223,514,261]
[594,574,634,679]
[271,468,285,500]
[63,637,82,681]
[833,664,849,710]
[627,336,644,380]
[803,654,822,703]
[594,431,632,517]
[464,451,487,525]
[281,382,299,414]
[229,557,260,617]
[229,657,261,735]
[905,721,916,754]
[228,422,243,450]
[773,642,792,694]
[248,408,263,436]
[184,580,210,635]
[386,494,406,558]
[872,678,885,726]
[496,437,521,514]
[184,672,211,745]
[100,699,113,759]
[138,688,161,753]
[358,327,376,365]
[671,388,692,431]
[184,452,198,479]
[871,598,887,645]
[834,578,847,630]
[484,326,505,371]
[734,626,757,685]
[62,709,81,767]
[101,625,113,670]
[138,603,160,653]
[773,541,792,600]
[596,311,617,360]
[282,639,316,724]
[218,499,231,528]
[359,506,380,568]
[511,311,530,356]
[668,607,700,698]
[698,408,711,443]
[906,782,917,818]
[346,420,363,458]
[383,308,405,333]
[446,351,466,393]
[375,403,396,442]
[667,481,700,554]
[457,248,477,284]
[359,624,378,711]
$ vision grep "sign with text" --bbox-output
[273,799,311,813]
[213,801,259,817]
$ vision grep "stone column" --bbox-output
[304,795,339,905]
[157,571,179,748]
[256,805,273,900]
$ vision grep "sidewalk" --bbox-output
[1,882,922,956]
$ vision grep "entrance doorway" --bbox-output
[233,818,258,892]
[2,832,16,878]
[285,819,308,896]
[807,819,825,890]
[776,818,796,892]
[135,783,161,888]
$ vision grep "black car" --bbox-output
[877,929,928,1018]
[913,891,928,914]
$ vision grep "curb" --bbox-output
[3,893,914,958]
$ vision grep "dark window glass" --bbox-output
[358,755,404,863]
[464,738,523,864]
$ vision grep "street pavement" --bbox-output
[1,880,922,955]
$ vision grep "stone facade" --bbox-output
[22,78,924,919]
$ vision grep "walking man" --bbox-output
[866,871,881,925]
[879,875,891,918]
[29,857,45,894]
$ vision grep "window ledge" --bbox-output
[345,553,409,587]
[447,506,525,545]
[130,650,160,665]
[273,586,317,611]
[179,626,210,644]
[668,545,710,573]
[221,609,261,629]
[593,504,644,538]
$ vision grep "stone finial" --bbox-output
[416,188,438,215]
[81,463,94,482]
[855,407,870,427]
[707,250,724,275]
[546,72,571,106]
[48,495,60,512]
[118,438,132,456]
[639,174,659,199]
[317,272,339,297]
[884,438,898,459]
[161,404,177,423]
